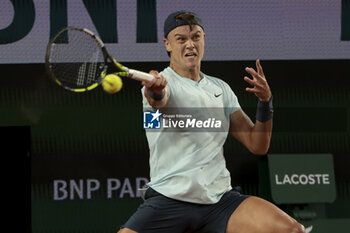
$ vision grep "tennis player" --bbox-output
[119,11,306,233]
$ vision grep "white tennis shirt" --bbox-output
[142,67,241,204]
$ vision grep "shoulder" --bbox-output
[160,67,176,80]
[202,73,234,94]
[159,67,178,86]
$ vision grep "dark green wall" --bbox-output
[0,59,349,232]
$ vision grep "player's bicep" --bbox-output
[229,109,254,145]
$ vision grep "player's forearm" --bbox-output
[145,87,169,108]
[248,96,273,154]
[249,119,273,155]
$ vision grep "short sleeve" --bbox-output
[220,81,241,120]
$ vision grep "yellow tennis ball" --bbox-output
[102,74,123,94]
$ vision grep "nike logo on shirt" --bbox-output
[214,93,222,97]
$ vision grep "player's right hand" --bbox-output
[142,70,168,95]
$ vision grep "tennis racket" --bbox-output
[45,26,154,92]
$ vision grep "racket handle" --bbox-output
[128,69,154,82]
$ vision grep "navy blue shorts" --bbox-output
[121,188,250,233]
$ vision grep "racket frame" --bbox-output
[45,27,153,93]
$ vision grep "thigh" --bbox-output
[121,190,194,233]
[226,196,305,233]
[195,190,249,233]
[118,228,137,233]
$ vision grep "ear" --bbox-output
[163,38,172,53]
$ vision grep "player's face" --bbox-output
[164,25,205,72]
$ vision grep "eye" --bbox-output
[193,34,201,40]
[177,37,185,42]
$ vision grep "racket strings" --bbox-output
[48,29,105,89]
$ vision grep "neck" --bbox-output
[170,64,201,82]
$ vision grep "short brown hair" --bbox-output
[175,13,198,32]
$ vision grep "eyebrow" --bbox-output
[174,30,202,37]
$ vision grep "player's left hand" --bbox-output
[244,59,272,102]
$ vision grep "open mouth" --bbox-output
[185,52,197,57]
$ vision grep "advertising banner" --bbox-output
[268,154,336,204]
[1,0,350,64]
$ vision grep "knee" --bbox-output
[287,221,306,233]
